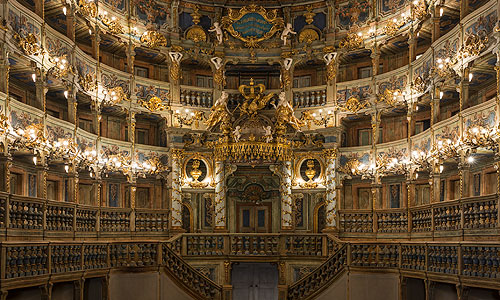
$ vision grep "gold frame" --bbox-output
[293,153,325,188]
[182,153,213,187]
[221,5,284,47]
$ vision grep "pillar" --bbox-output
[66,5,75,41]
[371,46,380,76]
[460,0,469,20]
[0,154,11,193]
[432,7,441,42]
[459,159,470,198]
[408,30,417,63]
[170,149,183,230]
[280,161,293,230]
[214,160,226,231]
[323,149,338,231]
[36,156,48,199]
[0,46,9,94]
[168,51,182,104]
[74,279,84,300]
[40,283,52,300]
[431,85,440,125]
[67,85,77,124]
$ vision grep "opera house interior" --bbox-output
[0,0,499,298]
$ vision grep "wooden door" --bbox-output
[232,263,278,300]
[237,203,271,233]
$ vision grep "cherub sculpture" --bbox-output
[275,92,304,132]
[232,125,242,142]
[263,126,273,143]
[281,23,296,46]
[209,22,223,44]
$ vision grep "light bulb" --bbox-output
[439,91,443,99]
[32,74,36,82]
[89,29,92,35]
[33,156,37,165]
[468,73,473,82]
[63,6,67,15]
[65,165,69,173]
[467,156,474,163]
[439,165,444,173]
[439,7,444,17]
[415,173,419,179]
[64,90,69,99]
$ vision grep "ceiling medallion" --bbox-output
[221,5,284,48]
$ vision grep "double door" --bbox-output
[237,203,271,233]
[232,263,278,300]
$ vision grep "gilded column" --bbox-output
[214,160,226,230]
[281,161,293,230]
[324,149,338,230]
[170,149,183,230]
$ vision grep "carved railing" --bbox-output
[173,233,332,258]
[162,245,222,300]
[1,240,222,299]
[292,86,327,108]
[287,241,500,300]
[180,86,213,108]
[339,194,499,237]
[287,244,347,300]
[0,193,172,239]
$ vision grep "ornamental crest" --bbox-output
[222,5,284,47]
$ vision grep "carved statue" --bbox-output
[281,23,296,45]
[323,52,337,83]
[209,22,223,44]
[169,52,183,82]
[211,57,226,88]
[263,126,273,143]
[210,57,224,70]
[275,92,304,134]
[205,92,232,134]
[232,126,242,142]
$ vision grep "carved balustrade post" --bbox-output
[323,149,338,232]
[170,149,184,231]
[222,260,232,300]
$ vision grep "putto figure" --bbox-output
[209,22,224,44]
[281,23,296,45]
[275,92,304,132]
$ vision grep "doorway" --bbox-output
[236,203,272,233]
[232,263,278,300]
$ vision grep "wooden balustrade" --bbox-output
[339,194,499,237]
[292,87,327,108]
[0,240,222,299]
[287,241,500,299]
[173,233,331,258]
[180,86,213,108]
[0,193,172,239]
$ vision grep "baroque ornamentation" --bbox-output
[221,5,284,48]
[239,78,274,117]
[298,28,319,45]
[140,31,167,48]
[339,96,368,113]
[339,32,363,50]
[140,96,169,112]
[15,33,43,56]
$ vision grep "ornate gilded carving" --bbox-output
[298,28,319,44]
[221,5,284,48]
[458,33,488,59]
[304,5,316,25]
[79,72,96,92]
[205,92,232,135]
[323,50,337,83]
[275,92,305,135]
[169,51,183,82]
[339,96,367,113]
[377,88,401,107]
[140,31,167,48]
[139,96,169,112]
[79,0,97,18]
[239,78,274,117]
[15,33,43,56]
[186,26,207,43]
[191,5,202,25]
[339,32,363,50]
